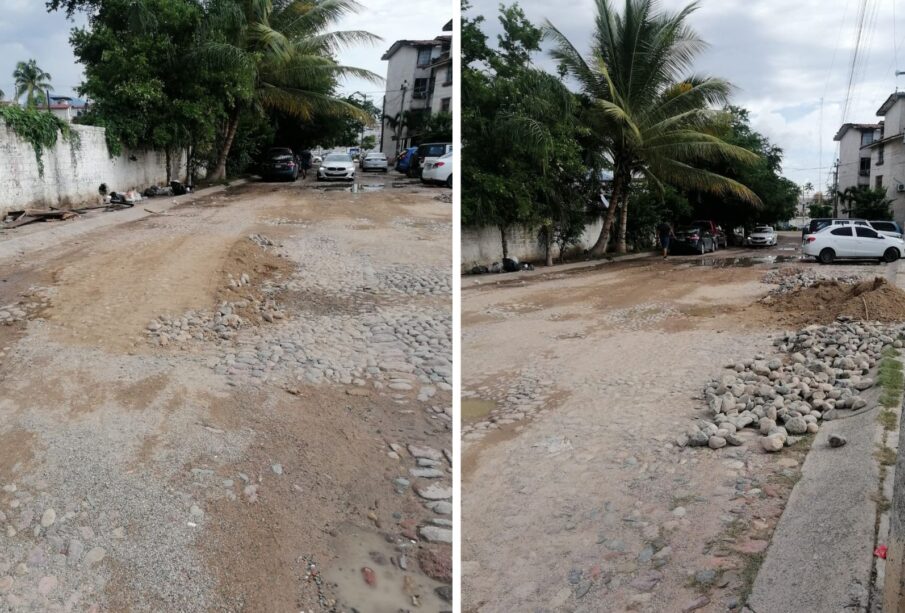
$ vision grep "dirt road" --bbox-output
[461,235,893,612]
[0,174,452,612]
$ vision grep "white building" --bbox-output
[36,96,89,123]
[837,92,905,223]
[378,20,452,159]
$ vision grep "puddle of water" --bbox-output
[462,398,498,422]
[691,255,800,268]
[325,525,448,612]
[315,183,387,193]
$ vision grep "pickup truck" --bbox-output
[691,220,728,248]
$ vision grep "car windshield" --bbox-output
[325,153,352,162]
[267,149,293,160]
[419,144,449,157]
[753,227,772,233]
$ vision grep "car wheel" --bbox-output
[883,247,899,263]
[818,248,835,264]
[699,242,705,255]
[446,174,452,188]
[712,240,718,252]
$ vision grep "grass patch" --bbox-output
[879,409,899,431]
[878,352,904,408]
[876,445,897,466]
[737,551,767,606]
[670,494,697,510]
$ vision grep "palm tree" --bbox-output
[13,60,53,108]
[200,0,382,180]
[545,0,760,255]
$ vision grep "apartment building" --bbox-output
[379,20,453,159]
[835,92,905,222]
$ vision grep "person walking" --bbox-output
[657,221,674,259]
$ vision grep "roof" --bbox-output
[833,123,880,141]
[443,19,452,31]
[381,39,440,60]
[877,92,905,116]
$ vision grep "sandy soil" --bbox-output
[0,174,452,612]
[461,236,893,612]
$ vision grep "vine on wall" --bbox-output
[0,106,80,177]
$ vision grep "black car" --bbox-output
[671,227,716,254]
[261,147,299,181]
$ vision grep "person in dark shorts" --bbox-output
[657,221,674,259]
[299,149,312,179]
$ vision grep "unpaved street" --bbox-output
[0,175,452,612]
[461,236,897,612]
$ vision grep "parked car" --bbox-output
[410,142,452,177]
[803,217,872,237]
[421,151,452,187]
[316,152,356,181]
[312,155,323,165]
[691,220,728,248]
[261,147,299,181]
[746,225,778,247]
[803,225,905,263]
[671,227,716,254]
[360,152,388,172]
[869,220,904,239]
[394,147,418,173]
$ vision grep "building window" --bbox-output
[878,144,885,165]
[876,175,883,189]
[444,64,452,85]
[860,157,870,176]
[417,47,432,66]
[412,78,429,99]
[862,131,874,147]
[441,97,451,112]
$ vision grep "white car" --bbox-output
[317,152,355,181]
[421,151,452,188]
[803,225,905,263]
[746,225,777,247]
[360,152,388,172]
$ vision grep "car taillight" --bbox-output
[435,162,445,167]
[690,234,699,240]
[806,236,816,243]
[288,162,296,167]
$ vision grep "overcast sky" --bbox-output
[0,0,449,117]
[468,0,905,191]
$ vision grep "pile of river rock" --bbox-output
[761,268,863,296]
[681,316,904,453]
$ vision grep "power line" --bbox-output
[841,0,871,124]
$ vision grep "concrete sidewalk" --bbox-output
[0,179,248,263]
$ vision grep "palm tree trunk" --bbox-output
[210,108,240,182]
[616,197,629,254]
[165,148,172,184]
[499,224,509,259]
[589,168,626,257]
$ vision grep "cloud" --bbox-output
[468,0,905,188]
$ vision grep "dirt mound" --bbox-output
[764,276,905,325]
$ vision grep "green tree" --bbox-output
[13,60,53,108]
[198,0,382,180]
[546,0,759,255]
[838,186,893,219]
[361,134,376,149]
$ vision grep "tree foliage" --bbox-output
[838,186,893,219]
[14,60,53,107]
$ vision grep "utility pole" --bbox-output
[832,159,839,217]
[396,80,408,155]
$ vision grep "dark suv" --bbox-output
[261,147,299,181]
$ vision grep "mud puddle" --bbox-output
[690,255,800,268]
[325,525,448,612]
[461,398,498,422]
[314,183,387,193]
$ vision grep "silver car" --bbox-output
[361,152,388,173]
[317,152,356,181]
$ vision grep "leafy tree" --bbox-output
[197,0,381,180]
[13,60,53,107]
[809,202,832,218]
[463,2,599,262]
[686,106,799,230]
[546,0,759,255]
[361,134,376,149]
[417,111,452,142]
[838,186,893,219]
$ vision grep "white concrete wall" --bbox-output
[430,62,452,113]
[837,129,870,193]
[380,44,439,158]
[0,124,171,215]
[461,218,605,270]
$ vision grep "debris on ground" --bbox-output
[829,433,848,448]
[763,276,905,325]
[433,192,452,203]
[2,209,80,228]
[469,257,535,275]
[681,315,902,453]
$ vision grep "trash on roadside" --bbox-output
[143,185,174,198]
[170,181,192,196]
[2,209,80,229]
[875,545,888,559]
[502,257,520,272]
